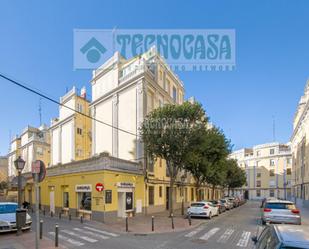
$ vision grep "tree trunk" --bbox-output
[167,161,175,217]
[212,185,215,200]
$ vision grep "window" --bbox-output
[77,103,83,113]
[105,190,112,204]
[148,186,154,205]
[78,192,91,211]
[159,70,163,80]
[37,146,43,155]
[287,158,291,164]
[257,172,261,178]
[77,127,83,135]
[269,180,275,187]
[166,79,170,94]
[256,180,261,187]
[172,87,177,102]
[166,166,170,177]
[270,148,275,155]
[159,186,162,198]
[76,149,83,157]
[256,150,261,157]
[63,192,69,208]
[269,169,275,177]
[287,168,292,175]
[256,190,261,197]
[147,155,154,173]
[269,189,275,197]
[191,188,194,201]
[270,159,275,166]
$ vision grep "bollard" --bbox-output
[51,211,53,218]
[59,212,61,219]
[125,216,128,232]
[188,213,192,226]
[39,220,43,239]
[69,214,71,221]
[171,213,174,229]
[80,215,83,224]
[152,216,154,232]
[55,224,59,247]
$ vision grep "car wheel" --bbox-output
[208,212,212,219]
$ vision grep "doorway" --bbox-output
[166,187,169,210]
[244,190,249,200]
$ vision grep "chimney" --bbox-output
[81,87,86,99]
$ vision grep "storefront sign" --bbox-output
[75,184,92,192]
[95,183,104,192]
[117,182,135,188]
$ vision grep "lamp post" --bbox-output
[14,156,25,236]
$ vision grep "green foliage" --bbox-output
[0,181,8,190]
[225,159,247,189]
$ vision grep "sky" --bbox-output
[0,0,309,155]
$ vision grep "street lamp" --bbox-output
[14,156,25,236]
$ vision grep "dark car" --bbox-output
[210,200,226,214]
[252,224,309,249]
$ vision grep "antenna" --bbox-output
[39,98,42,126]
[272,115,276,142]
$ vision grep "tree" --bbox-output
[225,159,246,196]
[0,181,8,191]
[202,127,231,200]
[141,102,207,215]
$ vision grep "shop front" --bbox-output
[117,182,135,217]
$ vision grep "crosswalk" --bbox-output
[184,226,252,248]
[48,226,119,247]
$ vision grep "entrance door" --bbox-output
[166,187,170,210]
[125,192,133,211]
[50,191,55,214]
[244,190,249,200]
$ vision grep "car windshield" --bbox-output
[211,201,218,204]
[0,204,17,214]
[220,200,226,203]
[265,203,296,210]
[191,203,205,207]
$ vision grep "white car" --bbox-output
[0,202,32,233]
[187,201,219,219]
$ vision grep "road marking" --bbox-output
[217,228,235,243]
[73,228,109,240]
[62,229,98,243]
[49,232,84,246]
[84,226,119,237]
[237,231,251,247]
[184,226,204,237]
[199,227,220,241]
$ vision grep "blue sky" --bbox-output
[0,0,308,155]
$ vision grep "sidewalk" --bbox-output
[299,206,309,225]
[0,231,65,249]
[92,208,205,234]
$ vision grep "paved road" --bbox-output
[29,201,260,249]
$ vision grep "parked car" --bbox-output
[220,199,233,210]
[261,199,301,225]
[0,202,32,233]
[252,224,309,249]
[227,197,239,208]
[210,200,226,214]
[187,201,219,219]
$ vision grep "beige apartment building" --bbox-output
[50,86,92,166]
[230,142,292,200]
[7,125,50,178]
[291,81,309,207]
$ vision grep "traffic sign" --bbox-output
[95,183,104,192]
[32,160,46,183]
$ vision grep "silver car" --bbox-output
[0,202,32,232]
[261,200,301,225]
[252,224,309,248]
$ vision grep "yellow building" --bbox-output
[50,86,91,166]
[0,156,8,182]
[230,142,292,200]
[27,154,144,221]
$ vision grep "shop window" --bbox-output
[287,168,292,175]
[159,186,162,198]
[105,190,112,204]
[63,192,69,208]
[149,186,154,206]
[78,192,91,211]
[269,189,275,197]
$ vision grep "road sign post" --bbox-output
[32,160,46,249]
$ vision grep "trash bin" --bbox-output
[16,209,27,229]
